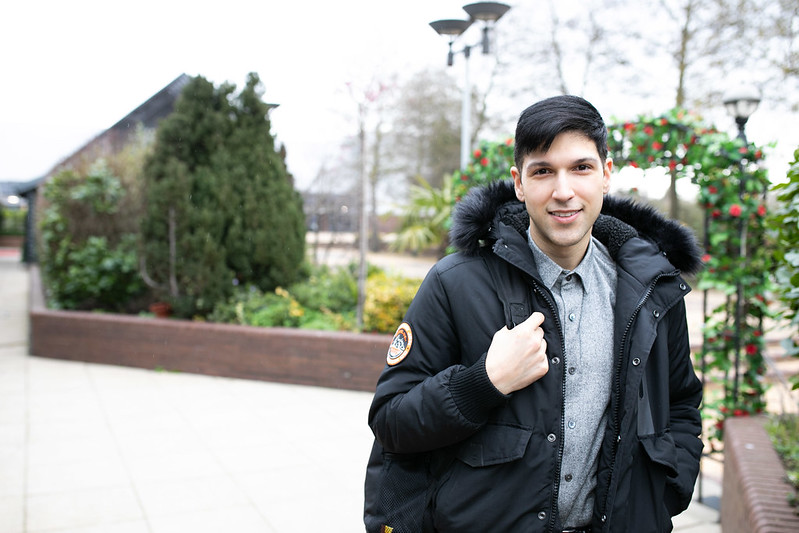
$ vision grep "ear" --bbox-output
[602,158,612,194]
[511,166,525,201]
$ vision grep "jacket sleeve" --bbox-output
[663,298,704,515]
[368,261,509,454]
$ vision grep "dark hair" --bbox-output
[513,95,608,169]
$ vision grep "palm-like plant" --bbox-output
[392,174,454,258]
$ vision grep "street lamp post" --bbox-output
[430,2,511,170]
[722,83,761,406]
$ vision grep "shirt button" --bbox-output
[564,473,573,482]
[565,274,573,282]
[568,420,576,429]
[568,312,576,322]
[568,367,576,375]
[538,511,547,521]
[547,433,557,443]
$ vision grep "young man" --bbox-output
[365,95,704,532]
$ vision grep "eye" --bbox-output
[575,164,592,172]
[531,167,551,176]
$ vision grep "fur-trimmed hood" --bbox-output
[450,179,703,275]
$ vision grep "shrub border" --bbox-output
[28,266,389,392]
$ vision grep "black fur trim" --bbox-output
[600,196,703,274]
[450,180,518,255]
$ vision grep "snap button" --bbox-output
[565,274,573,282]
[632,357,641,366]
[551,356,560,365]
[568,366,576,375]
[601,514,607,522]
[568,312,576,322]
[538,511,547,521]
[547,433,557,443]
[679,283,687,290]
[565,473,573,482]
[616,435,621,443]
[568,420,576,429]
[653,310,660,318]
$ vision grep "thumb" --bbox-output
[521,311,545,329]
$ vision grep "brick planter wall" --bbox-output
[28,268,391,392]
[721,416,799,533]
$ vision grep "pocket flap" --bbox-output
[639,431,679,477]
[456,424,532,467]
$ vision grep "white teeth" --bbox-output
[553,211,577,217]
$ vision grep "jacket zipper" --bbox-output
[599,270,679,527]
[532,283,567,533]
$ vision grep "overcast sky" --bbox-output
[2,0,795,193]
[0,0,464,188]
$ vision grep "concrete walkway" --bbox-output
[0,249,721,532]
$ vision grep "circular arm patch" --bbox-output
[387,323,413,366]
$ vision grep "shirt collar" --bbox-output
[526,232,597,293]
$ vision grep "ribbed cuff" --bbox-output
[448,353,510,424]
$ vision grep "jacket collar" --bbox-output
[449,179,703,276]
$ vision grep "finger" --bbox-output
[521,311,545,329]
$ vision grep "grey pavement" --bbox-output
[0,249,721,532]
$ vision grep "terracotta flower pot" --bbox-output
[148,302,172,318]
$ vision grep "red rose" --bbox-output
[643,125,654,135]
[728,204,742,217]
[739,146,748,154]
[660,118,668,126]
[629,161,638,168]
[701,253,711,263]
[505,138,513,146]
[733,409,747,417]
[745,344,758,355]
[668,160,677,171]
[711,209,721,218]
[623,122,635,132]
[708,185,718,194]
[473,149,482,158]
[753,330,762,337]
[480,157,489,166]
[755,149,762,159]
[757,204,766,216]
[652,141,663,150]
[460,174,468,181]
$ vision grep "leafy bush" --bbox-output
[363,270,421,333]
[209,264,420,334]
[770,147,799,389]
[39,164,145,311]
[766,414,799,512]
[0,207,26,235]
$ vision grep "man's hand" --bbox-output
[485,312,549,395]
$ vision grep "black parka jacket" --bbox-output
[366,180,704,532]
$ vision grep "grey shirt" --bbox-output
[527,234,617,528]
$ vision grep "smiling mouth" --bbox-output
[551,210,580,218]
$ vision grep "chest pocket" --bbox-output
[484,255,531,329]
[456,424,533,467]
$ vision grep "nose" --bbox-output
[551,172,575,201]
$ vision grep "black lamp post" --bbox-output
[723,85,761,143]
[430,2,511,169]
[722,83,761,405]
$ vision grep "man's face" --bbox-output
[510,131,611,269]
